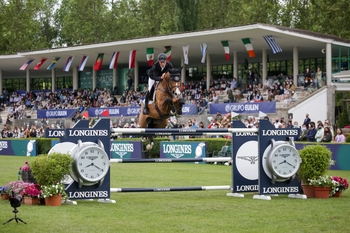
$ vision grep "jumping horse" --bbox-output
[139,69,185,150]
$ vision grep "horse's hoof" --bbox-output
[151,142,154,146]
[141,137,146,142]
[146,144,152,150]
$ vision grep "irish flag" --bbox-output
[242,38,256,58]
[221,41,230,60]
[164,46,171,61]
[146,48,154,66]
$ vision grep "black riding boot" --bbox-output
[143,91,150,115]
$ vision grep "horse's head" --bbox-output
[162,70,182,98]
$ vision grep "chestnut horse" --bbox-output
[139,71,185,150]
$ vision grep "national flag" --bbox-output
[163,46,171,61]
[78,55,89,71]
[129,50,136,69]
[109,52,119,69]
[34,58,47,70]
[81,111,89,119]
[221,41,230,60]
[94,53,104,71]
[182,45,189,65]
[242,38,256,58]
[263,35,282,54]
[63,56,74,72]
[19,59,34,71]
[200,43,208,63]
[100,109,110,117]
[146,48,154,66]
[47,57,60,70]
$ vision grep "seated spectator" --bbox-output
[298,124,308,141]
[306,122,317,142]
[290,91,298,102]
[334,128,346,143]
[321,126,332,142]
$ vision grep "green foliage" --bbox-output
[297,145,332,183]
[30,152,73,186]
[346,134,350,143]
[338,110,350,128]
[37,139,54,154]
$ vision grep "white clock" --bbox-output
[70,140,110,188]
[262,139,301,184]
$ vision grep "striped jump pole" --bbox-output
[111,186,231,193]
[110,157,231,163]
[110,128,258,136]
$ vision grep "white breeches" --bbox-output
[148,78,155,91]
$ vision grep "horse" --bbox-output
[139,70,185,150]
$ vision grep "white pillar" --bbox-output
[233,51,238,79]
[0,70,2,93]
[73,66,78,90]
[293,46,299,86]
[206,53,211,90]
[262,49,267,85]
[93,69,97,90]
[326,43,332,86]
[134,61,139,91]
[51,68,56,92]
[181,56,186,83]
[26,69,30,92]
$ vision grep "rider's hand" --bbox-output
[161,74,165,79]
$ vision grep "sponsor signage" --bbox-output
[110,141,143,159]
[0,140,37,156]
[209,102,276,114]
[160,141,206,163]
[37,109,77,118]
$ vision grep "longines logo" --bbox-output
[0,141,8,151]
[237,156,258,164]
[68,191,108,199]
[262,129,298,136]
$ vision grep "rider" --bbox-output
[143,53,174,115]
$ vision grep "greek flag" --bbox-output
[263,35,282,54]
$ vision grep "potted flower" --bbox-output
[41,183,68,206]
[308,175,336,198]
[21,183,42,205]
[30,152,73,206]
[18,161,37,183]
[297,145,332,198]
[0,186,9,200]
[5,180,31,196]
[331,176,349,197]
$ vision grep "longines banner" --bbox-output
[209,102,276,114]
[37,109,77,118]
[0,140,37,156]
[110,141,143,159]
[160,141,207,163]
[231,121,258,193]
[87,104,198,117]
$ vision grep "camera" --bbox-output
[9,193,22,208]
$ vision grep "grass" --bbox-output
[1,156,350,233]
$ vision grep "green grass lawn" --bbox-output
[1,156,350,233]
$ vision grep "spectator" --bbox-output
[321,127,332,142]
[306,122,317,142]
[298,124,308,141]
[274,118,282,128]
[315,122,324,142]
[303,113,311,130]
[334,128,346,143]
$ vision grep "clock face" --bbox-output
[75,146,109,183]
[268,144,300,179]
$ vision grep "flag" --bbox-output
[78,55,89,71]
[19,59,34,71]
[94,53,104,71]
[129,50,136,69]
[100,109,110,117]
[221,41,230,60]
[146,48,154,66]
[182,45,189,65]
[34,58,47,70]
[63,56,74,72]
[242,38,256,58]
[200,43,208,63]
[163,46,171,61]
[109,52,119,69]
[263,35,282,54]
[81,111,89,119]
[47,57,60,70]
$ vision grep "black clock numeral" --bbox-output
[97,173,100,176]
[283,148,287,151]
[274,154,278,157]
[278,150,281,153]
[91,175,94,178]
[274,166,277,169]
[81,156,85,159]
[101,169,104,172]
[283,172,286,175]
[85,174,88,177]
[81,169,84,172]
[294,159,297,162]
[85,152,88,155]
[278,170,281,174]
[90,149,94,153]
[97,151,100,154]
[289,170,292,173]
[79,163,82,166]
[102,162,106,165]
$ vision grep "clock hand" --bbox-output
[85,163,93,168]
[286,161,295,167]
[278,160,286,165]
[93,164,103,171]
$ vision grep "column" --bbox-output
[326,43,332,86]
[134,61,139,91]
[233,51,238,79]
[206,53,211,91]
[93,69,97,90]
[181,56,186,83]
[73,66,78,90]
[26,69,30,92]
[0,70,2,93]
[262,49,267,85]
[51,68,56,92]
[293,46,299,86]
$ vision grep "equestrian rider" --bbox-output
[143,53,174,115]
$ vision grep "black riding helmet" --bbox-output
[157,53,167,62]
